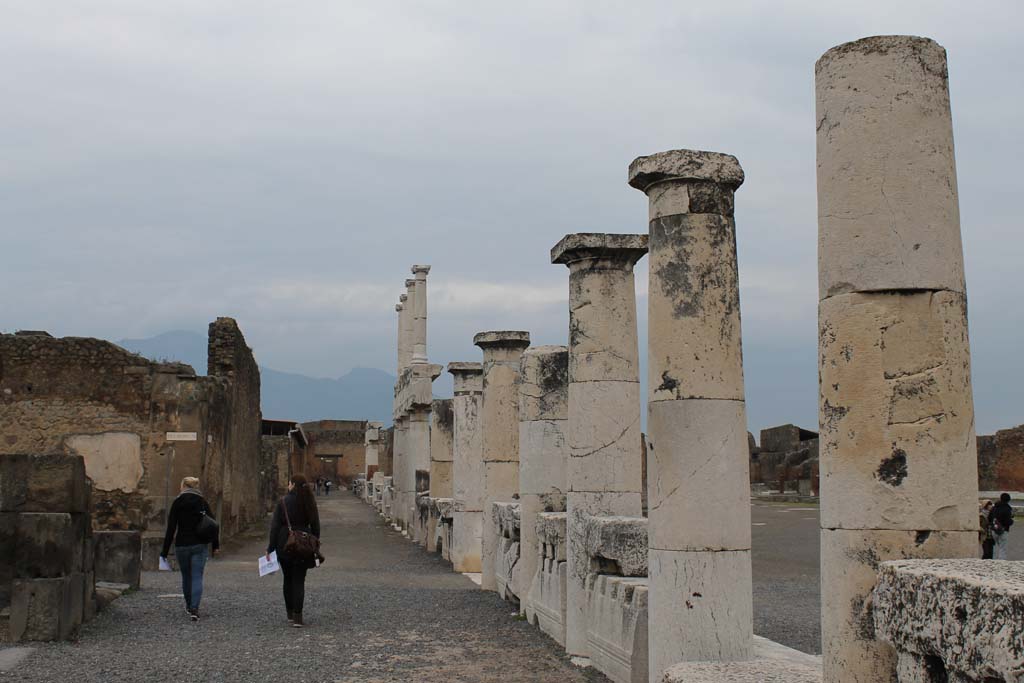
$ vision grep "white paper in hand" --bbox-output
[259,551,280,577]
[158,556,172,571]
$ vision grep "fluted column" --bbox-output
[411,265,430,364]
[449,362,484,572]
[629,149,753,676]
[474,331,531,592]
[518,345,568,615]
[551,234,646,659]
[815,36,978,683]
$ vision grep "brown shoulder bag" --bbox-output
[281,498,320,562]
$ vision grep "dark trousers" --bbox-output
[983,538,995,559]
[281,561,308,614]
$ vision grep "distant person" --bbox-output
[989,493,1015,560]
[161,476,219,621]
[324,480,332,496]
[315,477,324,496]
[980,500,995,559]
[267,474,321,627]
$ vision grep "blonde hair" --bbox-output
[181,476,200,490]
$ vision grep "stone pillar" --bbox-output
[403,279,417,368]
[391,416,408,528]
[411,265,430,364]
[629,150,753,675]
[393,301,405,376]
[430,399,454,499]
[551,234,646,659]
[815,36,978,683]
[474,331,531,592]
[518,345,568,614]
[407,406,431,535]
[449,362,485,573]
[364,421,382,500]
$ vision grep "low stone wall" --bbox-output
[525,512,567,646]
[493,501,521,604]
[583,516,648,683]
[873,559,1024,682]
[1,454,97,642]
[93,531,141,590]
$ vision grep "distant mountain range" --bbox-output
[117,330,394,424]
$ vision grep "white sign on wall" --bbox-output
[166,432,198,442]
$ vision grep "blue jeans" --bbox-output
[175,544,208,610]
[994,531,1010,560]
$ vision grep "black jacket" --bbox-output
[162,490,219,556]
[267,491,321,564]
[990,501,1015,532]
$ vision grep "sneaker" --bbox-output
[189,609,199,622]
[287,610,294,624]
[291,613,303,628]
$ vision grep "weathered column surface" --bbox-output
[551,234,646,659]
[816,35,978,683]
[403,279,416,368]
[518,345,568,613]
[629,149,753,676]
[449,362,485,572]
[430,398,454,499]
[395,300,407,376]
[411,265,430,364]
[474,331,531,592]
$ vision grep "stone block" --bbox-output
[647,213,744,402]
[9,577,74,641]
[140,533,169,571]
[15,513,80,579]
[82,570,96,622]
[816,36,964,297]
[647,399,751,552]
[0,454,88,514]
[527,555,567,648]
[568,274,643,384]
[567,381,643,493]
[583,515,648,577]
[873,559,1024,683]
[760,424,804,453]
[451,510,482,573]
[519,346,569,422]
[0,513,15,606]
[585,575,648,683]
[93,530,142,589]
[648,548,753,678]
[662,660,821,682]
[819,528,977,683]
[819,291,977,531]
[628,149,744,196]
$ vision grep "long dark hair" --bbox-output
[290,473,318,523]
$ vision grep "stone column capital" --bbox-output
[628,149,744,193]
[395,303,403,312]
[412,264,431,278]
[399,293,408,303]
[405,279,416,289]
[472,330,531,352]
[448,361,483,394]
[550,233,648,270]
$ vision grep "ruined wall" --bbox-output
[0,322,266,555]
[207,318,263,535]
[301,419,367,485]
[977,424,1024,492]
[749,424,819,493]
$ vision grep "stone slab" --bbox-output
[15,513,81,579]
[873,559,1024,682]
[93,530,142,589]
[628,149,744,193]
[0,454,88,514]
[583,515,648,577]
[662,660,821,682]
[9,577,72,642]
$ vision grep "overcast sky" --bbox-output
[1,1,1020,435]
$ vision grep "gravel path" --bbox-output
[2,493,609,683]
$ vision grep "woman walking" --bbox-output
[160,476,219,621]
[267,473,321,627]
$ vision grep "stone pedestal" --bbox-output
[552,234,646,659]
[407,407,431,535]
[449,362,485,573]
[815,35,978,683]
[474,331,531,591]
[629,149,753,677]
[430,399,454,500]
[391,417,408,528]
[518,345,568,612]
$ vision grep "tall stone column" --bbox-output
[395,300,406,375]
[406,406,432,534]
[430,399,454,499]
[815,36,978,683]
[391,416,408,528]
[364,421,382,500]
[411,265,430,365]
[518,345,568,613]
[474,331,531,592]
[449,362,485,573]
[629,150,753,676]
[551,234,646,660]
